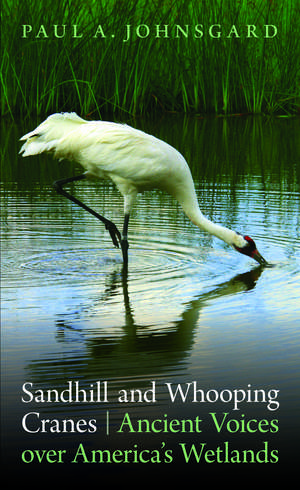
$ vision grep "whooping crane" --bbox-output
[19,113,268,268]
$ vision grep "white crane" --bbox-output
[20,112,267,268]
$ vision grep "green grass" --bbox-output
[1,0,300,119]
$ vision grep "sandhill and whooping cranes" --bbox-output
[20,112,267,268]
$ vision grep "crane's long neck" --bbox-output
[179,188,244,248]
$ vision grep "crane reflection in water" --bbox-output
[24,266,264,384]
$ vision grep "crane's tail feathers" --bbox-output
[19,112,85,157]
[19,135,60,157]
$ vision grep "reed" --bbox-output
[1,0,299,119]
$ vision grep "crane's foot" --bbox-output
[105,222,122,248]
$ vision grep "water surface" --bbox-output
[1,115,300,476]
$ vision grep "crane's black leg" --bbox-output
[53,174,122,248]
[121,213,130,268]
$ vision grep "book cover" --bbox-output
[1,0,299,481]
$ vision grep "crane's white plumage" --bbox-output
[20,112,267,265]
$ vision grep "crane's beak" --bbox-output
[252,249,268,266]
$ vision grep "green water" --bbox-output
[1,115,300,476]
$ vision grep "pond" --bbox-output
[1,115,300,477]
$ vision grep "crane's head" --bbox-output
[234,235,268,266]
